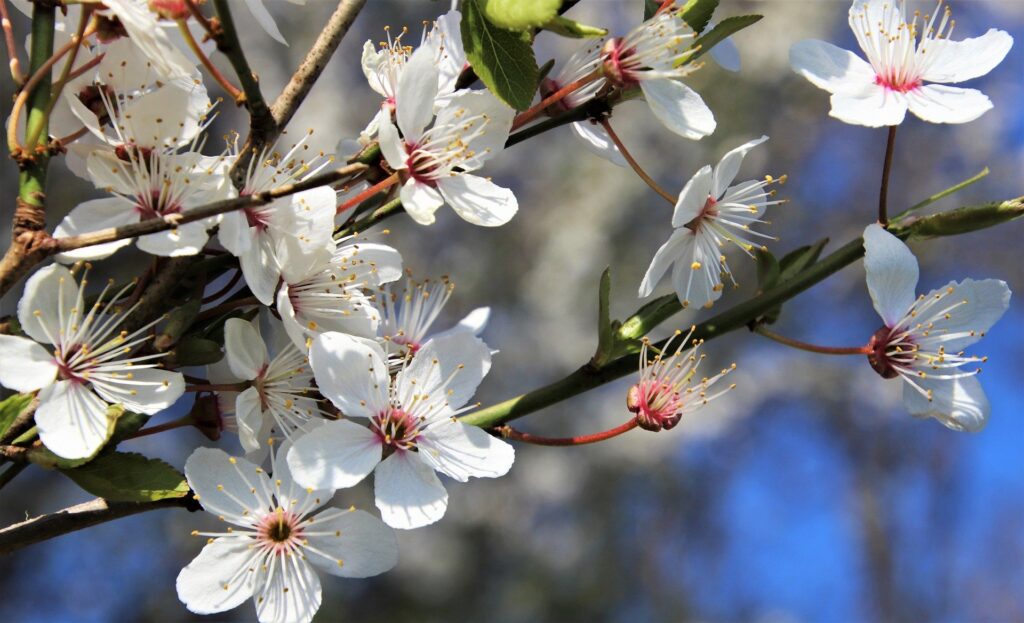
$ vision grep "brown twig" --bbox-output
[210,0,275,144]
[0,0,24,85]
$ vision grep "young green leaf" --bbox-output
[542,15,608,39]
[679,0,719,34]
[755,248,780,292]
[462,0,540,110]
[689,14,762,63]
[0,392,34,439]
[62,451,190,502]
[482,0,561,31]
[643,0,662,21]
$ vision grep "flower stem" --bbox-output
[184,383,247,393]
[29,8,94,150]
[127,416,194,439]
[499,419,639,447]
[202,268,243,303]
[878,125,897,226]
[177,19,242,102]
[336,173,399,215]
[0,0,25,85]
[184,0,217,37]
[599,118,676,205]
[195,295,259,323]
[752,325,869,355]
[510,71,600,132]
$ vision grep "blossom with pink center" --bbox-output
[0,264,184,459]
[176,444,398,623]
[627,329,736,433]
[639,136,783,309]
[861,224,1010,431]
[377,44,517,227]
[379,276,490,356]
[598,12,715,140]
[790,0,1013,127]
[286,331,514,530]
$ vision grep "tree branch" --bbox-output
[210,0,273,136]
[0,496,197,556]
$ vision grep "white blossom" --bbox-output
[379,276,490,355]
[862,224,1010,431]
[790,0,1013,127]
[0,264,184,459]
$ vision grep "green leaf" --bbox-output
[643,0,661,21]
[755,248,780,292]
[0,392,35,439]
[593,268,616,366]
[680,0,719,34]
[542,15,607,39]
[62,451,189,502]
[690,14,762,62]
[25,404,125,469]
[167,337,223,366]
[482,0,561,31]
[462,0,540,110]
[758,239,828,325]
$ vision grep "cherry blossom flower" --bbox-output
[287,331,514,530]
[861,224,1010,431]
[276,237,404,349]
[599,12,715,140]
[92,0,196,80]
[627,328,736,432]
[790,0,1013,127]
[219,135,336,304]
[377,45,517,227]
[0,264,184,459]
[639,136,783,309]
[177,444,398,623]
[379,276,490,355]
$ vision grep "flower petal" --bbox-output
[253,554,321,623]
[437,174,517,227]
[902,374,989,433]
[224,318,269,381]
[789,39,875,95]
[0,335,57,392]
[712,136,769,200]
[136,221,210,257]
[672,165,713,227]
[18,264,77,345]
[639,228,690,298]
[419,418,514,482]
[176,537,258,616]
[287,419,382,490]
[243,0,288,45]
[235,386,265,454]
[829,86,908,127]
[184,447,271,524]
[863,224,919,326]
[919,279,1011,352]
[639,79,716,140]
[399,330,491,412]
[309,332,389,418]
[374,451,448,530]
[377,118,407,170]
[35,380,113,459]
[400,180,444,226]
[90,367,185,415]
[906,85,993,125]
[923,29,1013,84]
[305,508,399,578]
[396,45,440,139]
[52,198,137,262]
[670,229,722,309]
[570,121,626,167]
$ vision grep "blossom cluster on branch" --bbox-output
[0,0,1017,621]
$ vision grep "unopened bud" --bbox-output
[901,199,1024,239]
[149,0,191,20]
[190,394,227,441]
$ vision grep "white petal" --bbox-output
[184,447,271,522]
[237,234,281,305]
[902,374,989,433]
[18,264,77,345]
[672,165,713,227]
[430,9,466,96]
[243,0,288,45]
[789,39,875,94]
[457,307,490,336]
[396,45,440,139]
[217,211,251,257]
[639,228,690,298]
[334,241,404,287]
[176,537,258,615]
[224,318,269,381]
[920,279,1011,352]
[35,381,112,459]
[253,554,321,623]
[570,121,627,167]
[309,332,389,418]
[234,387,264,454]
[399,331,491,411]
[670,230,721,309]
[829,86,908,127]
[377,118,407,170]
[437,174,517,227]
[709,33,741,72]
[712,136,769,200]
[52,198,137,262]
[305,508,399,578]
[923,29,1013,84]
[400,180,444,226]
[374,451,448,530]
[639,79,716,140]
[435,90,513,167]
[136,221,210,257]
[419,419,514,482]
[287,419,381,490]
[0,335,57,392]
[863,224,918,326]
[119,84,209,149]
[91,367,185,415]
[906,85,993,125]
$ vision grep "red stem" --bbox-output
[127,417,192,439]
[753,325,870,356]
[878,125,897,226]
[510,71,600,132]
[177,19,242,102]
[336,173,399,215]
[185,383,247,393]
[599,118,676,205]
[500,419,639,447]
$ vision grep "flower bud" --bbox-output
[149,0,191,21]
[189,394,231,441]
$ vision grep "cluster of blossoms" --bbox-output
[0,0,1015,621]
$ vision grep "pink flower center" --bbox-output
[255,510,305,555]
[874,73,922,94]
[372,407,420,451]
[866,325,916,379]
[135,189,182,220]
[243,205,270,231]
[404,142,441,186]
[601,38,639,88]
[628,380,684,432]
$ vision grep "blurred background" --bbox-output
[1,1,1022,621]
